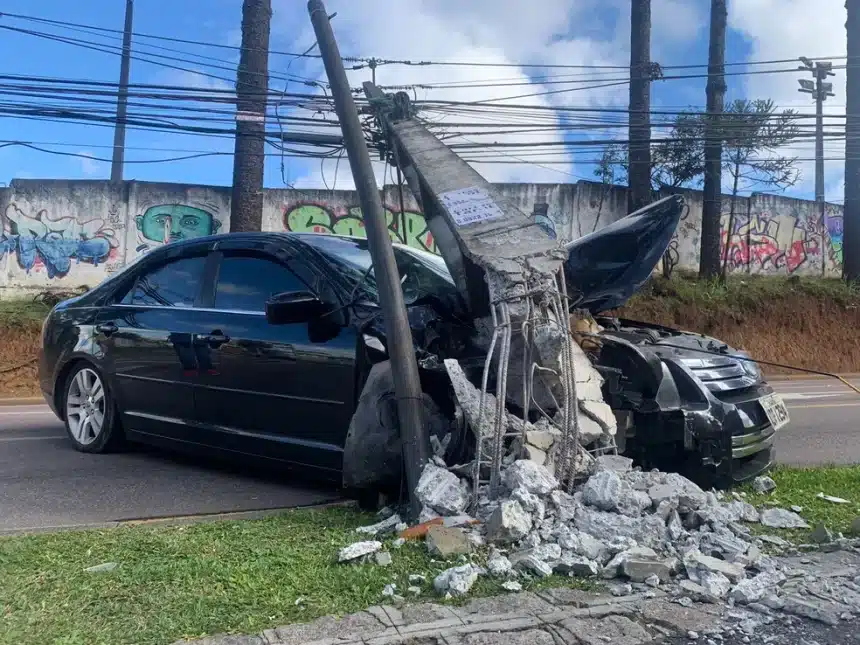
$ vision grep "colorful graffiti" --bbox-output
[824,207,844,267]
[720,209,831,275]
[134,204,221,253]
[284,202,438,253]
[0,203,118,278]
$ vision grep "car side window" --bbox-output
[214,254,308,313]
[121,255,206,307]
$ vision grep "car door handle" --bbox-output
[197,331,230,347]
[95,322,118,336]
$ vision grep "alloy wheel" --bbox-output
[66,368,106,446]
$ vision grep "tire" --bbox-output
[62,363,124,453]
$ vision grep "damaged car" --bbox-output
[38,202,787,496]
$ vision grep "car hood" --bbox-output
[563,194,684,313]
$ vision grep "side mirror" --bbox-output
[265,291,324,325]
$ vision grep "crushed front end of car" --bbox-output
[590,317,787,488]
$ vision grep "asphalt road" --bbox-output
[0,404,342,533]
[0,378,856,533]
[769,377,860,467]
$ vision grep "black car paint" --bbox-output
[41,233,371,478]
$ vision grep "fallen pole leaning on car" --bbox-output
[307,0,429,518]
[361,84,618,503]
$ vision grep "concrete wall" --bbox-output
[0,177,845,296]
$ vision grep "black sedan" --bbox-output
[39,232,465,484]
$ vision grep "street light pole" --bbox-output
[798,58,835,275]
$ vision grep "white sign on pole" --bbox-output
[439,186,504,227]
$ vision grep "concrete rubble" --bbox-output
[339,448,860,637]
[333,308,860,639]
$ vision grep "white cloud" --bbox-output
[728,0,847,200]
[274,0,703,189]
[78,151,104,178]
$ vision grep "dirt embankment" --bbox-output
[1,276,858,398]
[618,275,860,376]
[0,301,47,398]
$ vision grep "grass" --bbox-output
[624,272,860,316]
[0,506,591,645]
[742,465,860,541]
[0,298,51,331]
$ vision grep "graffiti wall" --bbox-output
[0,178,847,296]
[718,194,841,276]
[0,180,128,290]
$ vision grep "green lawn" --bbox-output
[0,506,588,645]
[743,465,860,538]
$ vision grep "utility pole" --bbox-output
[110,0,133,182]
[700,0,727,279]
[845,0,860,280]
[628,0,652,214]
[230,0,272,232]
[798,57,835,275]
[308,0,429,517]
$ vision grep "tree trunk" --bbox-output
[628,0,652,214]
[699,0,727,279]
[230,0,272,232]
[720,163,741,280]
[845,0,860,280]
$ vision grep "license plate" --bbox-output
[760,393,790,430]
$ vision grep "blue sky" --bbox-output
[0,0,845,201]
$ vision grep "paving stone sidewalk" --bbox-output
[174,549,860,645]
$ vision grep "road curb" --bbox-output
[0,499,354,536]
[766,373,860,382]
[0,397,45,407]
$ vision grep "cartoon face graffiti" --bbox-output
[136,205,221,245]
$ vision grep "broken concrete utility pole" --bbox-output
[364,85,594,502]
[307,0,429,518]
[231,0,271,232]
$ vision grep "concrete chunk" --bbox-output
[684,550,746,584]
[621,557,674,583]
[730,570,787,605]
[503,460,559,496]
[595,455,633,474]
[782,595,840,626]
[487,548,513,577]
[356,513,403,536]
[339,541,382,562]
[514,554,554,578]
[426,526,472,557]
[760,508,810,529]
[434,564,482,597]
[575,506,669,550]
[752,476,776,494]
[555,555,600,577]
[486,500,533,544]
[525,430,556,451]
[415,463,468,516]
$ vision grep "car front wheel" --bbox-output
[64,364,123,453]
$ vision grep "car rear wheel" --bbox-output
[64,364,123,453]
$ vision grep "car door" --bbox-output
[192,249,358,472]
[94,250,216,442]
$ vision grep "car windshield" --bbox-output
[297,234,459,305]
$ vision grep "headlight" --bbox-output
[741,358,761,380]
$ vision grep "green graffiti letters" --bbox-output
[284,202,437,254]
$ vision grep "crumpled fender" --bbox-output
[342,360,450,490]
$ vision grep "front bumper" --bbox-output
[665,359,781,486]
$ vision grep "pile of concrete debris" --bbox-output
[340,463,859,626]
